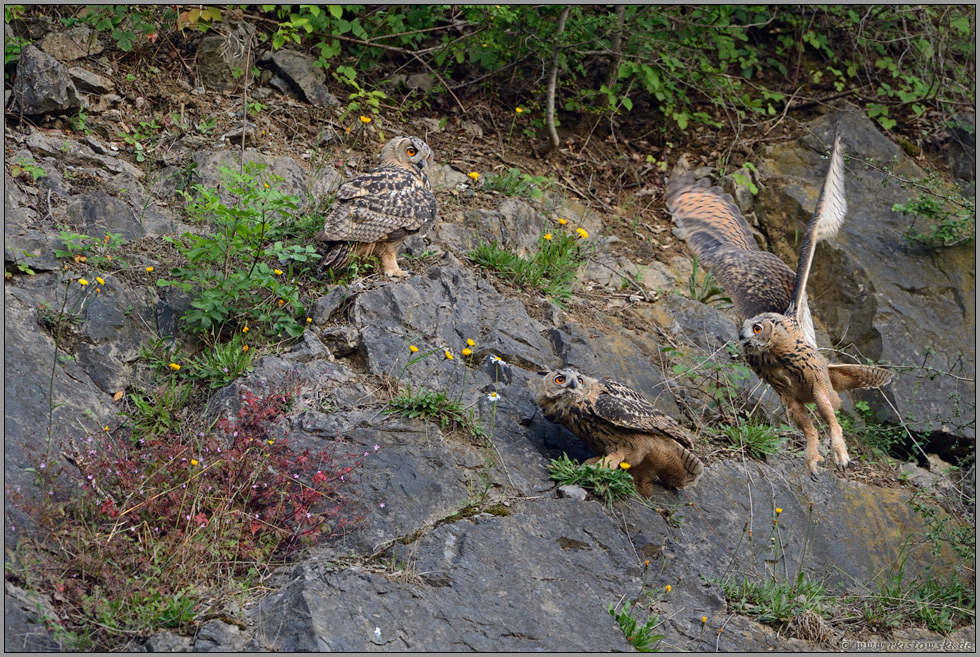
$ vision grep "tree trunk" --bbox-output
[536,6,571,157]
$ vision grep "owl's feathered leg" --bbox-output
[586,449,654,496]
[378,242,410,278]
[585,451,628,469]
[813,391,850,473]
[785,397,823,481]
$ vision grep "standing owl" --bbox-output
[536,368,704,493]
[667,123,893,479]
[315,135,437,278]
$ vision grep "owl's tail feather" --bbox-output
[318,242,353,273]
[647,441,704,490]
[828,364,894,391]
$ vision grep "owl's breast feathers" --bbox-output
[746,316,829,400]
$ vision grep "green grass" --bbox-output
[609,599,665,652]
[715,419,790,460]
[387,389,485,437]
[469,231,586,303]
[481,167,552,199]
[548,453,638,509]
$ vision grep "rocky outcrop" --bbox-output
[9,44,82,117]
[3,54,974,652]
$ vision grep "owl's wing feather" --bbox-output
[787,122,847,323]
[593,379,695,450]
[316,167,436,243]
[667,174,795,318]
[827,363,893,392]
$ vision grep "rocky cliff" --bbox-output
[4,19,975,652]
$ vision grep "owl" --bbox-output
[315,135,437,278]
[535,368,704,493]
[667,123,893,479]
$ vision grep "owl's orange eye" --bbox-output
[555,375,566,384]
[407,147,418,157]
[577,377,585,385]
[753,324,762,334]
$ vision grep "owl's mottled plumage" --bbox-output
[536,368,704,492]
[315,136,437,277]
[668,122,893,479]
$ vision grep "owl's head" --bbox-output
[739,313,786,353]
[535,368,592,401]
[380,136,432,173]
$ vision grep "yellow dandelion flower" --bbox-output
[274,269,283,275]
[558,218,567,225]
[190,459,198,466]
[104,426,109,432]
[264,182,269,189]
[278,299,284,305]
[78,256,87,263]
[775,507,783,515]
[543,233,552,241]
[105,255,111,261]
[243,326,249,333]
[95,288,101,293]
[461,348,472,356]
[360,115,371,124]
[79,278,89,286]
[96,277,105,285]
[444,350,454,360]
[306,317,312,323]
[169,363,180,371]
[409,345,419,353]
[665,585,671,593]
[268,440,275,445]
[515,107,524,114]
[145,266,154,273]
[243,345,249,352]
[468,172,479,180]
[644,560,650,566]
[466,338,475,346]
[701,616,708,624]
[619,462,630,470]
[576,228,589,239]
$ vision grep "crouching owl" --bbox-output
[315,135,437,278]
[535,369,704,493]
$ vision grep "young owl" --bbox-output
[315,135,437,278]
[535,368,704,493]
[667,121,893,479]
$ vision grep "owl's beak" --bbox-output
[568,378,578,390]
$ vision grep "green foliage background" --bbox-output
[36,4,976,135]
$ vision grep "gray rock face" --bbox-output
[948,112,976,183]
[67,65,113,94]
[10,44,82,117]
[4,88,973,653]
[755,109,976,441]
[258,49,339,108]
[197,22,256,93]
[37,25,103,61]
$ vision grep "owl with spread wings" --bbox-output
[667,124,893,479]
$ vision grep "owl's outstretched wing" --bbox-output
[666,174,796,320]
[592,379,695,449]
[786,121,847,324]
